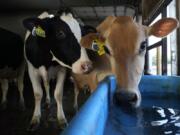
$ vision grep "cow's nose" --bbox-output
[81,61,93,74]
[114,90,138,107]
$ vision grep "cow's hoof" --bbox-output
[27,117,40,131]
[57,119,68,129]
[27,122,40,131]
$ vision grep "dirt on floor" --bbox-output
[0,72,90,135]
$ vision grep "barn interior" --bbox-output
[0,0,180,135]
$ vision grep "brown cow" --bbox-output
[72,16,179,109]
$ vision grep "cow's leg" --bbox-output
[73,84,79,112]
[0,79,8,109]
[17,62,25,110]
[43,80,50,108]
[27,63,43,131]
[39,66,50,108]
[54,67,67,128]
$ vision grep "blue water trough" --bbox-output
[61,75,180,135]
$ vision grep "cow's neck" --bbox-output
[90,52,111,72]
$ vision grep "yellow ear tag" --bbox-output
[35,26,46,38]
[92,39,105,56]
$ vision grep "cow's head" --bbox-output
[23,13,93,74]
[81,16,179,107]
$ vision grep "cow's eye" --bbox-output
[56,31,66,39]
[139,41,147,54]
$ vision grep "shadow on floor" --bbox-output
[0,72,90,135]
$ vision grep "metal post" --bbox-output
[176,0,180,75]
[161,7,167,75]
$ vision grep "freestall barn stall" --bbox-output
[0,0,180,135]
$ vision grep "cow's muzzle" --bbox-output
[114,89,141,108]
[81,61,93,74]
[72,60,93,74]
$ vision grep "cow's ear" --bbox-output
[96,16,116,38]
[23,18,47,38]
[23,17,42,31]
[80,33,105,49]
[147,18,179,37]
[81,33,99,49]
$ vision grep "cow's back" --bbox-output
[0,28,24,70]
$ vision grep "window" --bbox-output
[148,46,162,75]
[148,14,162,46]
[147,14,162,75]
[167,0,177,75]
[146,0,177,76]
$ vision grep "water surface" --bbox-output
[104,95,180,135]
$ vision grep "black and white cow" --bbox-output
[23,11,94,130]
[0,27,25,109]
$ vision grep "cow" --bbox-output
[23,10,95,130]
[72,16,179,110]
[0,27,25,109]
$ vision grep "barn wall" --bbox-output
[0,0,60,38]
[0,9,59,38]
[0,12,43,38]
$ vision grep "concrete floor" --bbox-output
[0,72,90,135]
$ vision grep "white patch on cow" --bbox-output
[27,61,43,123]
[38,11,49,19]
[39,66,50,104]
[50,51,72,69]
[60,13,81,43]
[80,47,90,61]
[71,47,91,74]
[39,66,48,78]
[0,79,8,104]
[60,14,92,73]
[49,14,54,18]
[54,67,67,124]
[31,27,36,36]
[60,13,90,68]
